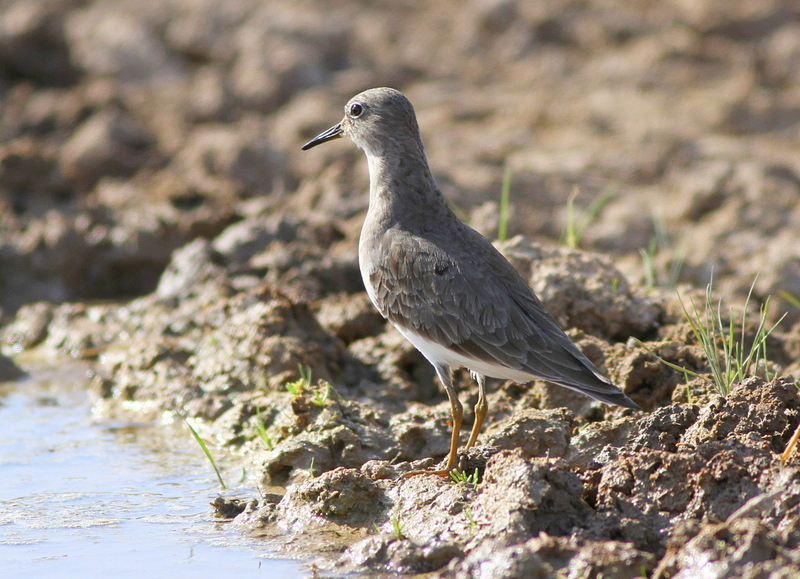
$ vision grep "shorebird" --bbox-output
[302,87,639,475]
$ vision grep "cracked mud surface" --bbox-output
[2,0,800,577]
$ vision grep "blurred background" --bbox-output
[1,0,799,325]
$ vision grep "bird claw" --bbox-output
[401,468,452,479]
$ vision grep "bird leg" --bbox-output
[441,367,463,472]
[466,372,487,449]
[403,365,462,477]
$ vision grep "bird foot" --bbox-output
[401,468,452,479]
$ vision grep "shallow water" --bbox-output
[0,361,305,579]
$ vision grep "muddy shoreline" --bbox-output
[2,1,800,576]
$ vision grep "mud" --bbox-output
[2,0,800,577]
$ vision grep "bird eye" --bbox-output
[349,103,363,117]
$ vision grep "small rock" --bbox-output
[0,352,24,381]
[681,377,800,454]
[277,467,386,531]
[628,404,699,452]
[173,125,292,198]
[482,408,575,459]
[474,451,593,544]
[566,416,638,469]
[184,67,234,123]
[653,517,799,579]
[210,496,254,519]
[316,292,386,344]
[0,0,79,84]
[212,215,300,265]
[343,535,462,574]
[0,301,53,354]
[454,534,655,579]
[59,108,158,188]
[65,5,185,81]
[229,7,348,110]
[155,238,222,299]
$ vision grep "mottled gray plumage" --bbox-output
[302,87,639,474]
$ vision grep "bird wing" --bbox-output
[367,227,637,407]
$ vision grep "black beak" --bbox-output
[301,122,344,150]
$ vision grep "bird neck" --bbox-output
[364,143,450,227]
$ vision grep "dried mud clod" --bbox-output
[277,467,387,531]
[344,535,464,576]
[210,496,253,519]
[454,534,655,579]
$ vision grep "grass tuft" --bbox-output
[285,364,313,396]
[561,188,613,249]
[391,515,405,540]
[450,468,481,485]
[681,279,784,395]
[285,365,332,407]
[254,410,274,450]
[464,508,479,534]
[640,278,785,396]
[639,211,684,290]
[311,382,331,407]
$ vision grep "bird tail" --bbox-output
[550,369,641,410]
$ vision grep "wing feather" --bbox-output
[366,226,637,408]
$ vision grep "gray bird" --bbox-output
[302,87,639,475]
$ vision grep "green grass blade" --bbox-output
[176,411,227,490]
[564,188,578,249]
[497,166,512,242]
[254,412,274,450]
[632,338,702,380]
[779,290,800,310]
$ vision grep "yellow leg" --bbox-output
[403,364,461,478]
[466,373,487,449]
[782,422,800,464]
[444,384,463,471]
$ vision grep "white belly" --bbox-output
[393,323,536,383]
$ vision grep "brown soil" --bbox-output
[2,1,800,577]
